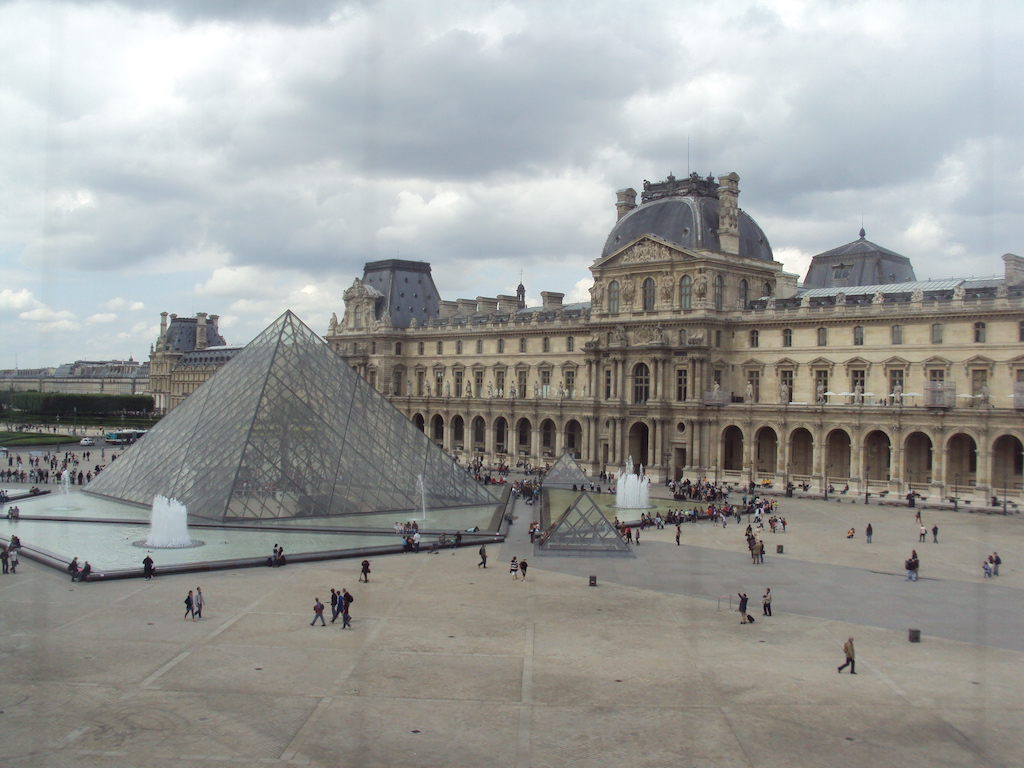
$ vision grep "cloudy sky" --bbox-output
[2,0,1022,369]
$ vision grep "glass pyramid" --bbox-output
[86,311,497,522]
[542,492,631,553]
[542,451,589,488]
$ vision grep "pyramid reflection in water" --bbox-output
[87,310,497,523]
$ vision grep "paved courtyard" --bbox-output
[1,493,1021,767]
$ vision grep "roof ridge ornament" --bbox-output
[641,171,719,203]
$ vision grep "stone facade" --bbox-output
[147,311,238,414]
[326,172,1024,503]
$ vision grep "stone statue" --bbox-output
[329,312,339,332]
[712,381,721,395]
[487,382,494,398]
[557,382,565,398]
[533,382,540,398]
[954,285,966,300]
[816,381,825,403]
[465,383,472,398]
[653,323,667,344]
[779,381,789,403]
[912,288,924,302]
[854,382,863,403]
[980,384,991,406]
[695,276,708,299]
[590,282,604,306]
[611,325,627,345]
[508,385,516,400]
[660,279,674,303]
[746,382,754,402]
[892,382,903,405]
[620,280,635,306]
[444,381,451,398]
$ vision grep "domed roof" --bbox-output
[600,174,773,261]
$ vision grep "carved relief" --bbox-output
[660,278,674,303]
[633,325,654,344]
[620,280,636,307]
[622,240,669,263]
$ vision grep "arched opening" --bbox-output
[564,419,583,459]
[632,362,650,404]
[738,279,749,308]
[608,280,620,313]
[517,418,532,457]
[412,413,425,432]
[494,417,509,455]
[430,415,444,446]
[451,415,465,450]
[540,418,556,458]
[628,422,650,467]
[790,428,814,476]
[992,434,1024,492]
[755,427,777,475]
[680,275,692,310]
[826,430,851,480]
[863,430,891,481]
[722,425,744,471]
[472,415,486,454]
[946,433,977,488]
[904,432,933,484]
[713,274,724,310]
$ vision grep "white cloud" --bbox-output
[87,312,118,324]
[102,297,146,311]
[0,288,42,312]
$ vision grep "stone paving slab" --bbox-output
[0,495,1020,767]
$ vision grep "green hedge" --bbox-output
[8,392,154,417]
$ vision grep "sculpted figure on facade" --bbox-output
[746,381,754,402]
[660,278,674,304]
[487,382,493,398]
[816,381,825,403]
[590,281,604,306]
[779,381,789,403]
[328,312,339,333]
[611,325,627,346]
[620,280,635,307]
[892,382,902,405]
[695,275,708,300]
[954,285,966,300]
[445,381,451,398]
[653,323,668,344]
[912,288,924,302]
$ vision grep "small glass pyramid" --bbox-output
[542,492,631,553]
[542,451,589,488]
[86,310,497,522]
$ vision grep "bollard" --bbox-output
[776,544,784,554]
[589,575,597,587]
[908,628,921,643]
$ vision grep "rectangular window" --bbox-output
[541,368,551,392]
[853,326,864,345]
[437,341,444,355]
[889,369,904,398]
[931,323,943,344]
[782,328,793,347]
[676,369,688,401]
[891,325,903,345]
[679,328,688,345]
[604,368,613,399]
[517,370,527,398]
[498,338,505,354]
[456,340,463,354]
[1019,321,1024,343]
[750,329,759,348]
[454,370,464,397]
[780,370,794,403]
[495,370,505,395]
[815,370,829,401]
[542,337,550,353]
[747,370,760,403]
[476,339,483,354]
[435,371,444,396]
[392,370,403,396]
[416,370,426,396]
[974,322,986,343]
[929,369,945,383]
[564,369,575,395]
[817,327,827,346]
[519,338,527,353]
[474,370,484,397]
[715,330,722,347]
[566,336,574,352]
[851,370,866,398]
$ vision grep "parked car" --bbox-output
[80,437,95,446]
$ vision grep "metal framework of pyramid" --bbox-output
[542,492,631,553]
[542,451,589,489]
[86,310,497,522]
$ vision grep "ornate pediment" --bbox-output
[593,235,694,270]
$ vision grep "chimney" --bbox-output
[1003,253,1024,286]
[159,311,168,337]
[541,291,564,312]
[196,312,208,350]
[616,187,637,220]
[209,314,220,334]
[496,295,519,313]
[717,172,740,255]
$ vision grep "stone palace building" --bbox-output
[325,171,1024,502]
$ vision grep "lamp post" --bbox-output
[824,463,832,501]
[73,406,77,436]
[1004,472,1009,515]
[953,472,959,511]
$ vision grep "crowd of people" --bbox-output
[1,449,109,486]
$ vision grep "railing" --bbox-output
[924,382,956,408]
[703,390,731,406]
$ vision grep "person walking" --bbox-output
[510,557,520,580]
[519,559,529,581]
[8,548,17,574]
[341,589,353,628]
[310,597,326,626]
[918,524,927,542]
[865,523,873,543]
[478,544,487,568]
[360,559,371,582]
[931,524,938,543]
[675,525,681,545]
[738,593,749,624]
[67,557,80,581]
[762,588,772,616]
[1,546,8,574]
[993,552,1001,576]
[837,637,856,673]
[142,555,155,580]
[329,588,339,622]
[184,590,195,621]
[905,550,919,581]
[194,587,204,619]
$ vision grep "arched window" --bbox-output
[353,307,362,327]
[782,328,793,347]
[608,281,620,313]
[679,275,692,310]
[853,326,864,345]
[642,277,656,311]
[476,339,483,354]
[738,279,749,308]
[542,336,550,353]
[713,275,724,310]
[762,282,772,297]
[394,342,402,355]
[931,323,943,344]
[891,325,903,345]
[817,327,828,346]
[633,363,650,404]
